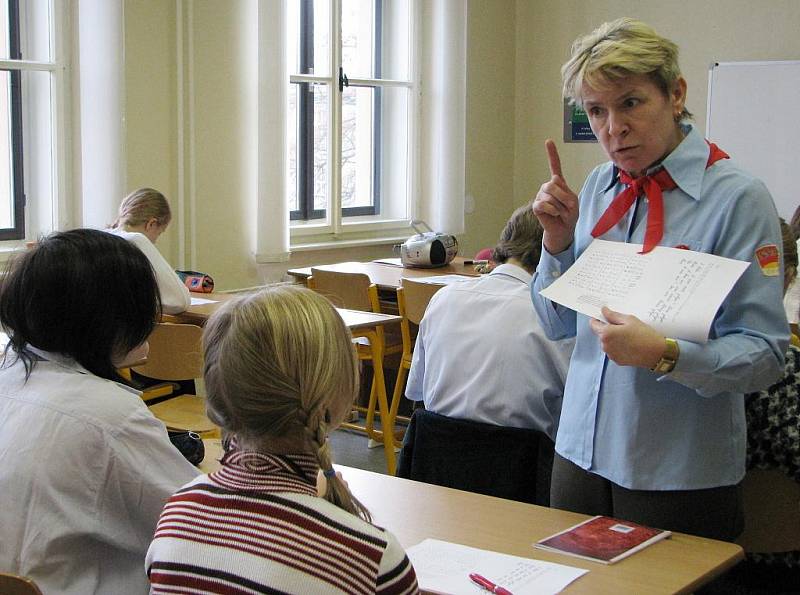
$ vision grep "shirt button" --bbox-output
[551,271,561,278]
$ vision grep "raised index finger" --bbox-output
[545,139,563,178]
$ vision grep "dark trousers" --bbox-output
[550,453,744,542]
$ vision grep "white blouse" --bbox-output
[108,229,191,314]
[0,349,199,594]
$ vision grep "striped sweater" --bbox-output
[146,449,419,594]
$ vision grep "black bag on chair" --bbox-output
[168,430,205,465]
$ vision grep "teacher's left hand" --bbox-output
[589,306,666,369]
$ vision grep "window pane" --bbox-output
[290,81,330,221]
[0,1,53,62]
[311,84,329,214]
[342,0,410,81]
[287,0,329,77]
[287,83,298,212]
[20,69,54,236]
[341,86,373,210]
[341,85,408,218]
[0,71,13,228]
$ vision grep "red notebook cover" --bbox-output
[535,516,671,564]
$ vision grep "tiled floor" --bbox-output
[329,427,392,475]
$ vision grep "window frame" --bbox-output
[0,0,66,250]
[288,0,416,238]
[0,0,26,241]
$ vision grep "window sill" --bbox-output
[291,235,408,252]
[254,235,408,264]
[0,243,25,264]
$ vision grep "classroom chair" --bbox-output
[0,573,43,595]
[397,408,554,506]
[308,268,403,466]
[133,322,218,437]
[388,278,446,448]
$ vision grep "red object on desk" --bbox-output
[469,572,513,595]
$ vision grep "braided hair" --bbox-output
[203,285,371,521]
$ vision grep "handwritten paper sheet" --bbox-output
[405,539,587,595]
[539,239,750,343]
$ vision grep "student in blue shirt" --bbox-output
[531,17,788,541]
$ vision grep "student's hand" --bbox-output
[532,139,580,254]
[589,307,665,369]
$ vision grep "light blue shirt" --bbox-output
[532,125,789,490]
[407,264,574,440]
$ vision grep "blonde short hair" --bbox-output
[561,17,692,121]
[112,187,171,229]
[203,285,370,520]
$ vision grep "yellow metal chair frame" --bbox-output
[389,278,446,447]
[308,268,402,472]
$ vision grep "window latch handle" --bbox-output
[338,67,349,92]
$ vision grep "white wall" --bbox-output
[514,0,800,207]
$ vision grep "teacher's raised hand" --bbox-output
[532,139,579,254]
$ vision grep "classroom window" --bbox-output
[0,0,25,240]
[0,0,60,243]
[287,0,414,229]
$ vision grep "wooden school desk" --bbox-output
[287,256,480,290]
[166,294,403,473]
[198,444,743,595]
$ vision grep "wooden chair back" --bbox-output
[308,268,378,312]
[135,323,204,381]
[399,278,446,325]
[0,574,43,595]
[737,468,800,553]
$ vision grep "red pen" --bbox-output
[469,572,514,595]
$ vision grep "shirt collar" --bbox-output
[22,345,141,397]
[214,450,320,496]
[489,263,532,284]
[599,124,709,201]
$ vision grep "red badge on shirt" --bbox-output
[674,244,691,250]
[755,244,779,277]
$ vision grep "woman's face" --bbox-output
[582,74,687,178]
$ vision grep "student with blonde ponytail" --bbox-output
[108,188,191,314]
[146,285,419,594]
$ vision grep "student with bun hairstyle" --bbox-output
[0,229,199,594]
[146,285,419,594]
[109,187,191,314]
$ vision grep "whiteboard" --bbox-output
[706,61,800,221]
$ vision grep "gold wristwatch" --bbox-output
[651,338,680,374]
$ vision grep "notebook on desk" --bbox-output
[535,516,671,564]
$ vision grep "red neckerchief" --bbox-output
[591,142,729,253]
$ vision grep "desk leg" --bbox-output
[363,329,396,475]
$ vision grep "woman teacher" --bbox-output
[531,18,788,540]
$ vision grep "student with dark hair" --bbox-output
[0,229,199,594]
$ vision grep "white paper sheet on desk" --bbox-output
[409,275,474,285]
[373,258,403,266]
[406,539,587,595]
[190,297,217,306]
[539,239,750,343]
